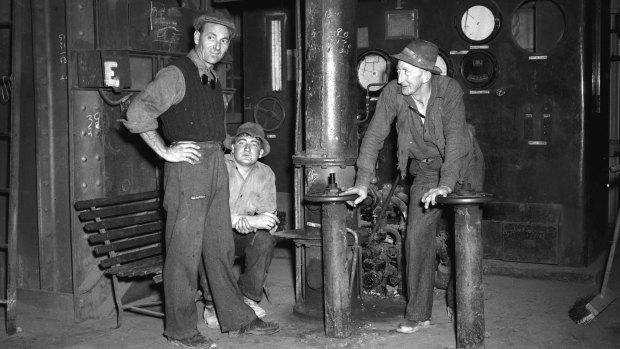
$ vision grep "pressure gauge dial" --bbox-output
[457,4,501,44]
[459,50,498,89]
[435,49,452,76]
[357,50,391,92]
[435,56,448,76]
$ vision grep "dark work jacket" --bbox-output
[356,76,484,191]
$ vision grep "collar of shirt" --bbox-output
[401,76,445,122]
[187,49,218,82]
[225,153,256,177]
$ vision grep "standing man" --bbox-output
[202,122,280,329]
[124,10,279,348]
[341,38,484,334]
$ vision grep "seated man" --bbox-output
[203,122,280,329]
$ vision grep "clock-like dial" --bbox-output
[435,55,448,76]
[459,50,498,89]
[357,51,391,92]
[458,4,501,43]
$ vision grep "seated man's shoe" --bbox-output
[243,296,266,318]
[203,304,220,330]
[396,319,431,334]
[167,333,217,349]
[229,318,280,336]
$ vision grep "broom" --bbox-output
[568,188,619,324]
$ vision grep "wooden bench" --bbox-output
[75,190,165,328]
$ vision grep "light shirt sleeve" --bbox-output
[123,65,185,134]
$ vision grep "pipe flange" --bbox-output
[436,192,494,205]
[305,192,358,203]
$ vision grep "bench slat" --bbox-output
[116,264,162,278]
[100,244,163,269]
[88,221,163,244]
[74,190,160,210]
[84,212,162,232]
[106,255,164,277]
[94,232,163,255]
[79,201,160,221]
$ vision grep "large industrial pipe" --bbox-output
[436,194,494,349]
[303,0,357,161]
[321,200,350,337]
[292,0,359,334]
[454,204,485,349]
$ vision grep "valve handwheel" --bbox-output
[253,96,285,132]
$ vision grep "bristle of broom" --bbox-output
[569,294,596,325]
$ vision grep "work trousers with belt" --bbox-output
[404,154,483,321]
[162,142,255,339]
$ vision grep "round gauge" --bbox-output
[511,0,565,53]
[435,49,452,76]
[357,50,391,92]
[457,4,501,44]
[436,56,448,76]
[459,50,498,89]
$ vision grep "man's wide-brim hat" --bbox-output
[193,9,236,35]
[391,38,442,75]
[224,122,271,157]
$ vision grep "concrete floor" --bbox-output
[2,247,620,349]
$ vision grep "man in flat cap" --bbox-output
[341,38,484,334]
[202,122,279,330]
[124,9,279,349]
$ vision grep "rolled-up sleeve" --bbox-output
[123,66,185,134]
[254,167,277,214]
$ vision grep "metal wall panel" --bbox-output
[67,0,187,319]
[68,0,94,50]
[95,0,195,54]
[31,0,72,293]
[356,0,609,266]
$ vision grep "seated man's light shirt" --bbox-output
[225,154,277,229]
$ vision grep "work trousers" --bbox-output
[234,230,277,301]
[404,158,443,321]
[404,149,484,321]
[162,143,255,340]
[200,230,277,303]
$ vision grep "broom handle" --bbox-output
[601,201,620,297]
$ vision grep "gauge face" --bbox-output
[357,52,390,92]
[459,5,500,43]
[435,55,448,76]
[511,0,565,53]
[459,50,498,88]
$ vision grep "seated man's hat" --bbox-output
[224,122,271,157]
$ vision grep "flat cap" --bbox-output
[193,8,236,35]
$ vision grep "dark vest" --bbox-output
[159,56,226,143]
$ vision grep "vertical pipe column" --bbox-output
[292,0,358,327]
[454,204,485,349]
[321,201,350,338]
[437,193,493,349]
[304,0,357,158]
[305,191,358,338]
[31,0,72,294]
[5,0,23,336]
